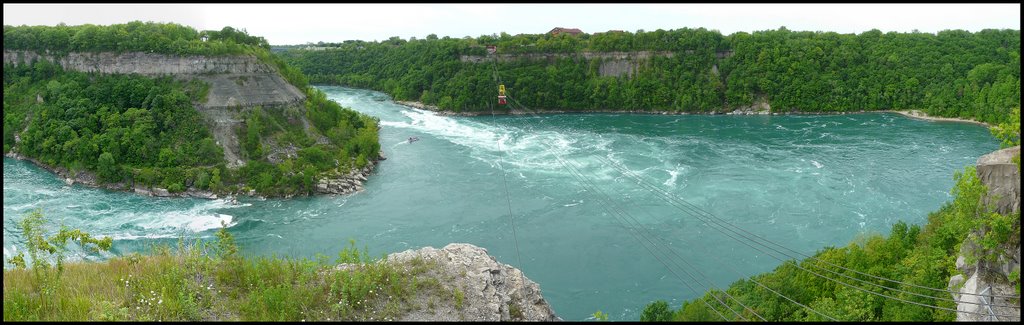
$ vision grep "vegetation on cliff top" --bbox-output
[3,212,442,321]
[281,27,1019,124]
[5,21,269,56]
[3,22,378,197]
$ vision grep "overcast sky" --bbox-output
[4,3,1020,45]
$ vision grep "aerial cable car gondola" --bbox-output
[498,84,507,105]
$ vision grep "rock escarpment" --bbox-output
[338,243,560,321]
[4,50,306,167]
[948,146,1020,322]
[460,50,734,78]
[976,146,1021,215]
[4,50,378,198]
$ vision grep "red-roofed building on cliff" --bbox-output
[549,27,583,37]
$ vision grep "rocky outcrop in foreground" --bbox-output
[948,146,1020,322]
[337,243,560,321]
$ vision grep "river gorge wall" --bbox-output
[949,146,1021,322]
[460,50,733,79]
[4,50,377,198]
[4,50,307,166]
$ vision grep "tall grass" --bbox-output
[3,224,439,321]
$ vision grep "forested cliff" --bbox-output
[281,27,1019,124]
[3,22,381,198]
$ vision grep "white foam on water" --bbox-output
[5,203,37,211]
[811,160,824,169]
[399,109,501,151]
[137,213,234,233]
[99,199,241,240]
[107,233,179,241]
[663,168,680,187]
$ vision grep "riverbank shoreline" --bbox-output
[891,109,990,127]
[395,100,991,127]
[3,151,384,200]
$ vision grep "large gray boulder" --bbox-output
[342,243,560,321]
[976,146,1020,215]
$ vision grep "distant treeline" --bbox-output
[281,27,1020,124]
[4,21,269,56]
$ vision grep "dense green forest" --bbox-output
[3,22,379,197]
[281,27,1019,124]
[3,22,310,91]
[4,21,269,56]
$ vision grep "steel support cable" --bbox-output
[550,148,758,321]
[488,103,525,276]
[591,160,841,321]
[531,133,742,321]
[670,181,1022,300]
[498,97,825,322]
[486,54,729,320]
[536,135,765,321]
[502,94,1020,318]
[485,53,533,317]
[487,56,856,319]
[484,89,737,320]
[592,153,1021,310]
[585,152,1020,318]
[513,123,737,320]
[497,100,1018,308]
[578,129,1020,300]
[493,94,757,321]
[499,93,837,321]
[585,143,1022,312]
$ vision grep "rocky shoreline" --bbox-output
[395,100,994,126]
[4,150,384,200]
[313,151,385,196]
[892,109,990,127]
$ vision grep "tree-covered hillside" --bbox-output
[281,28,1019,124]
[3,22,379,197]
[4,21,269,56]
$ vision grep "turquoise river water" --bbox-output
[3,86,999,320]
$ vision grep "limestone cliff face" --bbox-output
[948,146,1021,322]
[3,50,307,167]
[460,51,735,78]
[976,146,1021,215]
[337,243,560,321]
[461,51,674,78]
